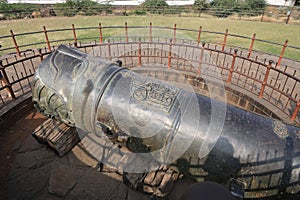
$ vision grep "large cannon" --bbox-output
[32,45,300,199]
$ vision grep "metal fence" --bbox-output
[0,23,299,124]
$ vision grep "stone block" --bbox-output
[48,163,77,197]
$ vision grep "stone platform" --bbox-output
[1,110,194,200]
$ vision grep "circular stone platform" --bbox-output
[0,109,195,200]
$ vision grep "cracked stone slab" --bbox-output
[12,140,23,152]
[9,149,55,179]
[48,163,77,197]
[67,169,127,200]
[8,165,51,200]
[18,135,45,153]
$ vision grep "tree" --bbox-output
[210,0,266,18]
[210,0,237,17]
[246,0,266,12]
[193,0,209,11]
[142,0,168,7]
[141,0,168,14]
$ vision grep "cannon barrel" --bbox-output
[33,45,300,199]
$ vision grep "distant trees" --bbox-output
[0,0,38,19]
[137,0,169,14]
[0,0,274,19]
[193,0,209,11]
[134,0,169,15]
[193,0,266,18]
[210,0,236,17]
[142,0,168,8]
[54,0,112,16]
[243,0,266,14]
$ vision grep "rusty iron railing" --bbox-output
[0,23,299,124]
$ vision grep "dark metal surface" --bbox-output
[33,45,300,199]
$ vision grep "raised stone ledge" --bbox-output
[0,92,33,131]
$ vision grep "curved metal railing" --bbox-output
[0,23,299,124]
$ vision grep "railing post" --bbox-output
[108,39,111,60]
[291,100,300,122]
[247,33,256,58]
[125,22,128,43]
[43,26,51,51]
[277,40,288,66]
[197,42,205,76]
[259,60,273,98]
[149,22,152,42]
[168,39,172,69]
[197,26,202,46]
[99,23,103,44]
[10,30,21,57]
[138,38,142,67]
[227,49,238,83]
[37,48,44,62]
[222,29,228,52]
[0,60,16,99]
[173,24,177,44]
[72,24,77,47]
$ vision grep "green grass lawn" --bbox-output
[0,15,300,60]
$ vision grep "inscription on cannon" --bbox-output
[131,77,178,113]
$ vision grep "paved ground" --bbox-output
[0,110,194,200]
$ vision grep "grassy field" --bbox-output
[0,15,300,60]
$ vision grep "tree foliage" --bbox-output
[210,0,236,17]
[246,0,266,11]
[0,1,38,19]
[139,0,168,14]
[209,0,266,18]
[142,0,168,7]
[54,0,112,17]
[193,0,210,11]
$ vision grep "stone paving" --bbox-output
[6,116,194,200]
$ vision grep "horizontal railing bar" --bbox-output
[48,38,74,44]
[13,31,44,37]
[2,54,40,68]
[255,38,285,47]
[10,74,35,85]
[0,35,12,39]
[0,47,16,52]
[73,27,99,30]
[46,28,73,33]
